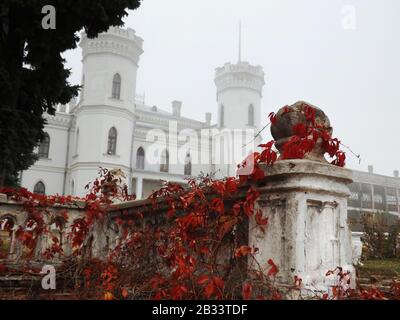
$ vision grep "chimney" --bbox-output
[205,112,212,125]
[394,170,399,178]
[172,100,182,117]
[368,165,374,174]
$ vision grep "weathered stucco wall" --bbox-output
[250,159,355,293]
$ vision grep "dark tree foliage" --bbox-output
[0,0,141,186]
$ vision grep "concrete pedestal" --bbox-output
[250,159,355,294]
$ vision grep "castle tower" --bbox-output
[213,61,265,178]
[79,27,143,108]
[214,61,265,131]
[68,27,144,196]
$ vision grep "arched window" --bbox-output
[33,181,46,195]
[38,133,50,158]
[112,73,121,99]
[248,104,254,126]
[220,105,225,127]
[75,128,79,155]
[107,127,117,155]
[184,152,192,176]
[160,149,169,173]
[136,147,145,170]
[0,216,16,258]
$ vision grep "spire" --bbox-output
[238,20,242,63]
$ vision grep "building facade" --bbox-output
[19,27,400,226]
[20,27,265,198]
[348,168,400,230]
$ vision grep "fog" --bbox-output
[64,0,400,176]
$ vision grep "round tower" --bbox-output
[79,26,143,108]
[213,61,265,179]
[68,27,143,196]
[214,61,265,131]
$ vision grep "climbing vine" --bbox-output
[0,103,398,300]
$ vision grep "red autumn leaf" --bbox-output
[232,203,241,216]
[268,112,277,125]
[121,288,129,299]
[251,165,265,181]
[283,106,291,114]
[260,148,277,166]
[302,104,316,124]
[212,181,226,196]
[235,245,253,258]
[225,177,238,194]
[218,217,237,239]
[255,210,268,226]
[331,151,346,167]
[267,259,279,277]
[325,137,340,157]
[239,174,248,184]
[197,275,209,285]
[213,277,224,290]
[258,140,275,149]
[150,276,165,289]
[171,285,188,300]
[211,198,224,215]
[200,246,210,255]
[242,282,252,300]
[246,187,260,203]
[293,123,307,137]
[204,281,214,298]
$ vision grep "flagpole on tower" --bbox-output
[238,20,242,63]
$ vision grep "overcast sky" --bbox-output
[64,0,400,176]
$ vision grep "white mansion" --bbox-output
[20,27,265,198]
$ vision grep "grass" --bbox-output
[358,259,400,278]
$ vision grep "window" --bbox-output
[220,105,225,127]
[248,104,254,126]
[136,147,145,169]
[33,181,46,195]
[38,133,50,158]
[71,180,75,195]
[112,73,121,99]
[184,152,192,176]
[160,149,169,173]
[107,127,117,155]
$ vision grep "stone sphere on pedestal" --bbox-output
[271,101,333,162]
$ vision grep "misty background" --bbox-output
[64,0,400,176]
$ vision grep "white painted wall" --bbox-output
[21,27,266,198]
[20,119,70,195]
